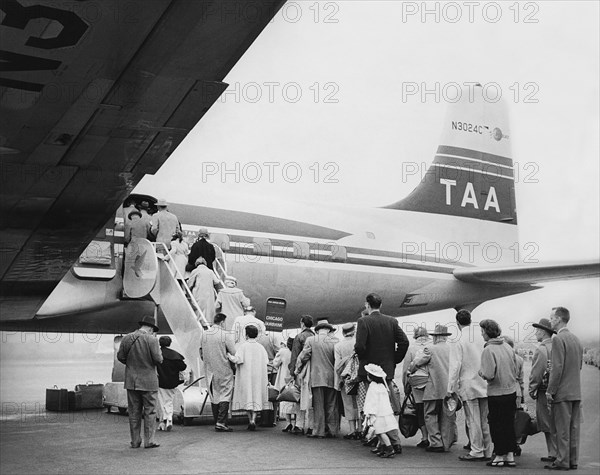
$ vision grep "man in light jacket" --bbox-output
[545,307,583,471]
[448,310,491,462]
[117,316,163,449]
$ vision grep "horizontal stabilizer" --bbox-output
[453,261,600,284]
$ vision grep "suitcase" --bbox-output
[75,382,104,409]
[46,386,69,411]
[173,386,212,425]
[103,382,128,414]
[68,391,83,411]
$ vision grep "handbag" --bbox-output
[341,353,360,395]
[514,407,533,443]
[277,381,300,403]
[268,383,280,402]
[399,388,418,438]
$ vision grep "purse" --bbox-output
[341,353,360,395]
[398,388,418,438]
[277,381,300,403]
[388,380,402,415]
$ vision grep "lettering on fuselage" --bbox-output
[0,0,89,91]
[440,178,500,212]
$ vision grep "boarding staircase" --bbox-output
[122,238,230,384]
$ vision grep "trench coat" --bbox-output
[201,325,236,403]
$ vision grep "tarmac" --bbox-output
[1,365,599,475]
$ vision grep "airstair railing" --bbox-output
[153,242,209,329]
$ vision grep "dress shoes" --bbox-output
[144,443,160,449]
[544,464,570,471]
[416,440,430,448]
[290,427,304,435]
[425,446,445,453]
[459,454,489,461]
[541,457,557,462]
[282,424,293,433]
[393,445,402,454]
[463,443,471,450]
[215,424,233,432]
[570,465,577,470]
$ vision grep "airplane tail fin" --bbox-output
[385,84,517,225]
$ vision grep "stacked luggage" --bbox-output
[45,382,104,411]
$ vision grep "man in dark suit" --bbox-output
[354,293,409,416]
[187,227,216,271]
[545,306,583,471]
[117,316,163,449]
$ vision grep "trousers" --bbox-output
[487,393,517,456]
[552,400,581,468]
[211,401,230,425]
[127,389,157,447]
[311,387,340,437]
[463,397,492,458]
[424,399,457,450]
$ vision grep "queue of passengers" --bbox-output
[119,278,583,471]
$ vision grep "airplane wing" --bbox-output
[0,0,285,318]
[453,261,600,284]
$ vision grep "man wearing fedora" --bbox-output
[528,317,557,464]
[297,317,340,438]
[117,315,163,449]
[151,198,181,251]
[354,293,409,414]
[545,307,583,471]
[335,322,360,439]
[421,324,454,452]
[447,310,491,461]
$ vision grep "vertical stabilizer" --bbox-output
[386,84,517,224]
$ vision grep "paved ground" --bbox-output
[1,365,598,475]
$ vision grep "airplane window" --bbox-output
[366,231,376,239]
[253,237,272,256]
[331,245,347,262]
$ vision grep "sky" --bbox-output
[137,1,599,341]
[2,1,598,366]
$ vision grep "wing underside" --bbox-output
[453,261,600,285]
[0,0,285,318]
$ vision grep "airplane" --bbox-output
[1,2,598,345]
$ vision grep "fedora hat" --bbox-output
[364,363,386,379]
[156,198,168,207]
[314,317,335,333]
[342,322,355,335]
[138,315,159,332]
[429,324,451,336]
[532,318,556,335]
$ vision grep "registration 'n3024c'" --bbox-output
[451,122,486,134]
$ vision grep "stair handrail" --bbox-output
[152,242,209,329]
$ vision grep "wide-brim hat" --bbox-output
[413,327,429,339]
[197,227,209,237]
[224,275,237,284]
[314,318,335,332]
[342,322,355,335]
[128,210,141,220]
[156,198,168,207]
[532,318,556,335]
[430,324,451,336]
[138,315,159,332]
[364,363,386,379]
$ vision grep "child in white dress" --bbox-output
[363,364,402,458]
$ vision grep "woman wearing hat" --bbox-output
[335,323,361,439]
[187,257,220,324]
[273,337,296,432]
[403,326,431,448]
[169,231,189,278]
[216,276,250,331]
[528,318,557,463]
